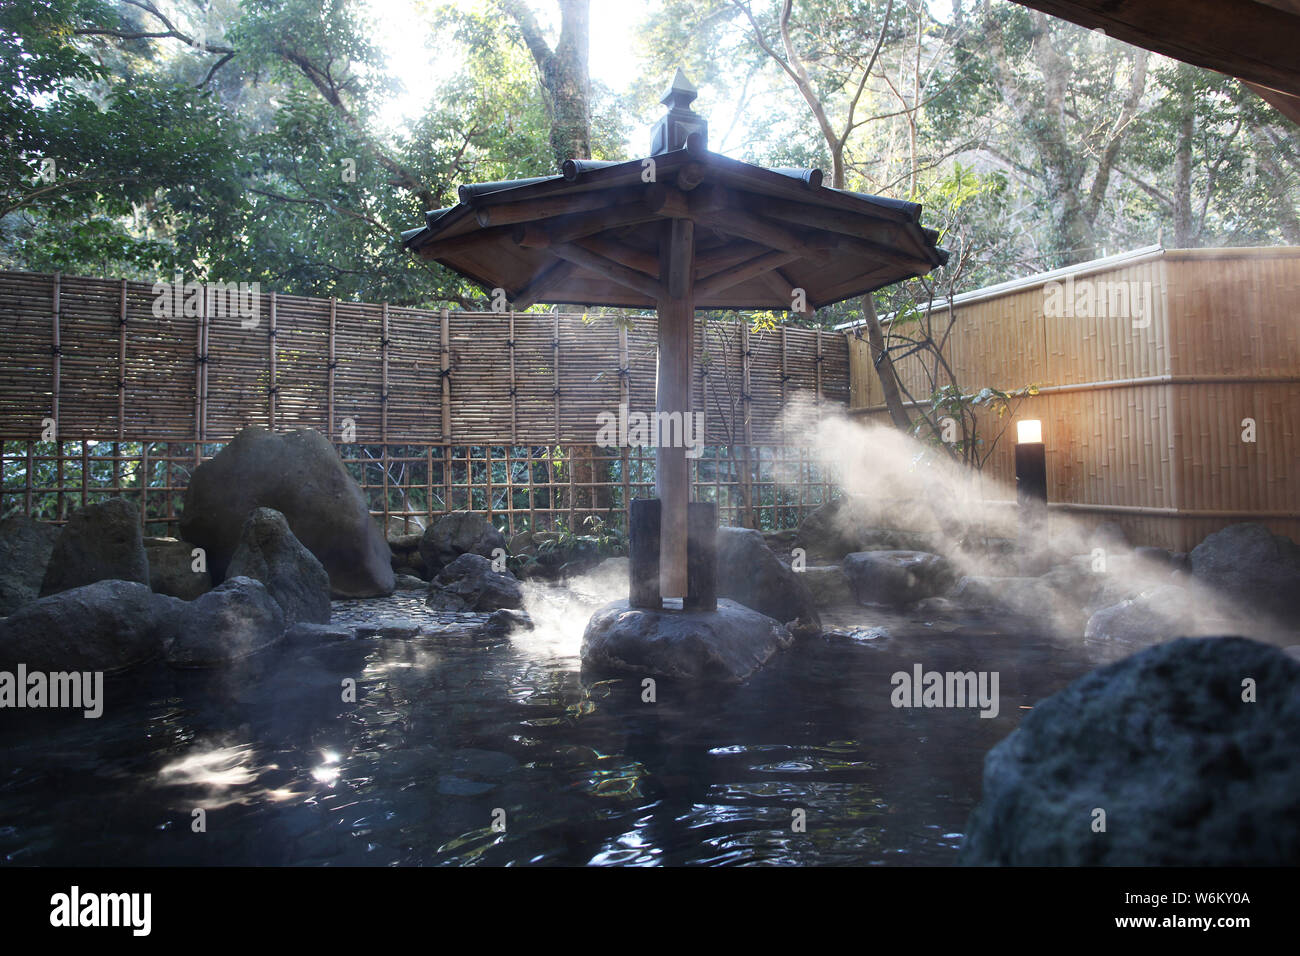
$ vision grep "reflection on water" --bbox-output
[0,593,1100,866]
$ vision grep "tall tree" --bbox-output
[498,0,592,168]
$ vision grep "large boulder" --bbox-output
[144,536,212,601]
[419,512,506,576]
[159,576,285,668]
[0,513,60,614]
[39,498,149,597]
[797,495,942,561]
[1190,522,1300,623]
[179,426,393,597]
[799,564,855,606]
[842,550,954,607]
[0,579,177,673]
[582,598,793,683]
[388,532,427,578]
[961,637,1300,865]
[426,553,523,611]
[226,508,330,625]
[717,526,820,635]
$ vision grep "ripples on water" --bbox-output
[0,590,1100,866]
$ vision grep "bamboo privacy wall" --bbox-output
[0,271,846,445]
[846,246,1300,551]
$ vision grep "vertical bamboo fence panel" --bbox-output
[845,245,1300,550]
[0,271,844,535]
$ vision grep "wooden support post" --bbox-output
[741,321,755,528]
[381,302,390,533]
[268,292,278,431]
[440,308,451,514]
[685,500,717,611]
[117,280,127,441]
[51,274,60,429]
[24,442,33,515]
[656,218,695,597]
[328,297,337,438]
[629,497,661,609]
[140,443,149,530]
[618,325,631,530]
[81,440,89,509]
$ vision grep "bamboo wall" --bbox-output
[0,270,844,533]
[847,246,1300,551]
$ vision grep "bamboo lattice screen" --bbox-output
[0,271,846,535]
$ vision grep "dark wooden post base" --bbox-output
[629,498,662,609]
[685,501,717,611]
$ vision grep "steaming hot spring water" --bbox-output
[4,417,1296,867]
[0,564,1112,866]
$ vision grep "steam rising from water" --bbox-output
[787,399,1295,650]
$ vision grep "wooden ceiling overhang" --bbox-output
[402,134,949,314]
[1010,0,1300,123]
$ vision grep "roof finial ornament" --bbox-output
[651,67,708,156]
[661,67,698,109]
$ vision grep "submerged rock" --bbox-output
[226,508,330,625]
[717,526,820,635]
[144,536,212,601]
[0,579,176,673]
[40,498,149,597]
[0,513,60,614]
[961,637,1300,865]
[842,550,953,607]
[582,598,793,682]
[179,426,394,597]
[426,553,523,611]
[160,576,285,668]
[419,512,506,576]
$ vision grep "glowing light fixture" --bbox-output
[1016,419,1042,444]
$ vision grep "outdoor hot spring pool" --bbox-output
[0,590,1102,866]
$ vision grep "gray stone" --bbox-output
[226,508,330,625]
[484,607,534,638]
[1084,584,1226,652]
[144,537,212,601]
[285,621,355,644]
[419,512,507,576]
[426,553,523,611]
[0,579,176,673]
[0,513,59,614]
[1190,522,1300,623]
[798,564,854,606]
[582,598,793,682]
[961,637,1300,865]
[842,550,953,607]
[797,496,942,561]
[394,573,426,590]
[179,426,393,598]
[717,526,820,635]
[40,498,149,597]
[160,576,285,668]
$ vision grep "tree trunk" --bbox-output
[860,296,912,432]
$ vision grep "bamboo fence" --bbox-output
[845,245,1300,550]
[0,271,844,535]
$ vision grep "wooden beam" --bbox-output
[572,235,659,276]
[416,225,517,260]
[656,217,695,598]
[474,190,625,227]
[513,201,662,248]
[510,259,577,311]
[550,242,662,300]
[694,249,801,299]
[694,240,769,280]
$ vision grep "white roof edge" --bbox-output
[833,243,1166,331]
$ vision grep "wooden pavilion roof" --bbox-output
[402,135,948,313]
